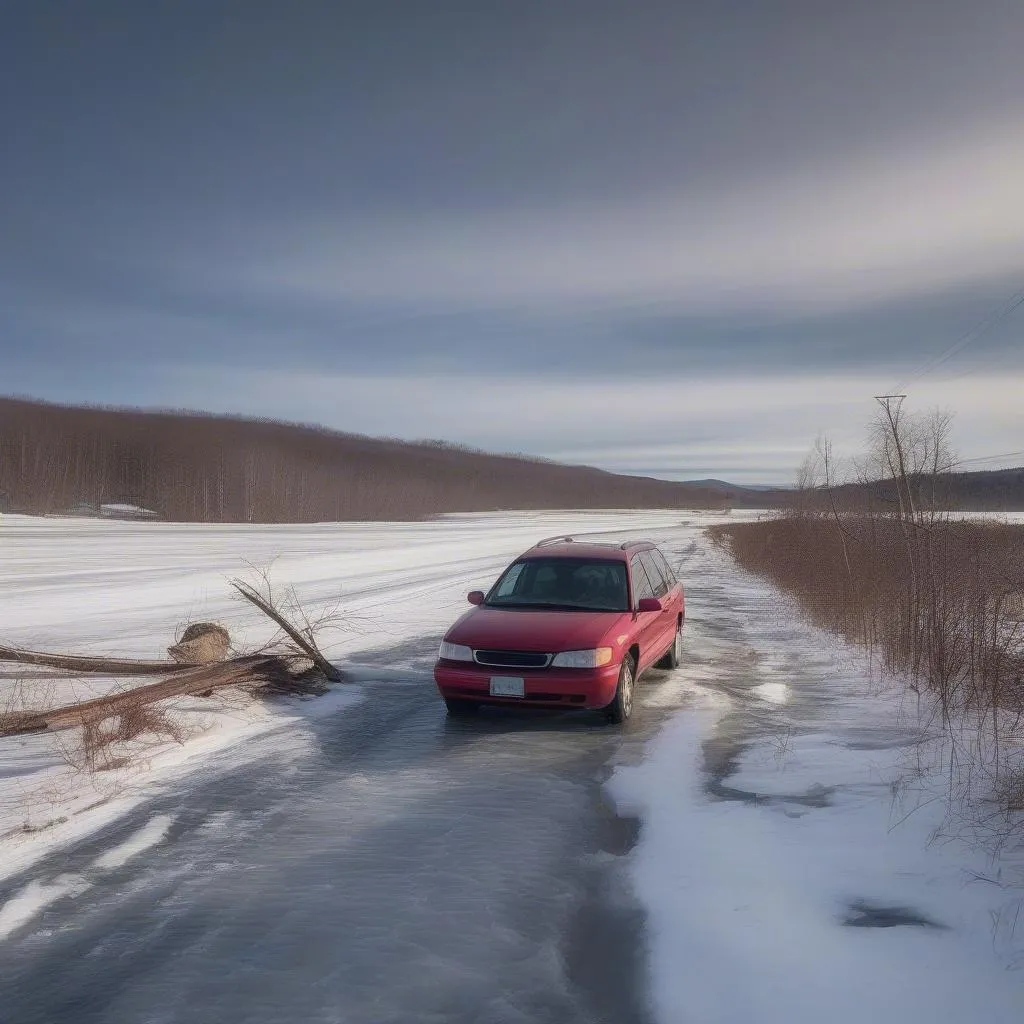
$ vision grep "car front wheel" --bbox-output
[603,654,636,724]
[656,620,683,670]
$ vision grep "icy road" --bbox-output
[1,511,1022,1024]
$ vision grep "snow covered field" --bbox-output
[0,508,709,878]
[2,508,1023,1020]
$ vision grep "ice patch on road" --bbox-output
[0,874,90,940]
[752,681,789,703]
[92,814,174,871]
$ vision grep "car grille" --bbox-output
[473,649,552,669]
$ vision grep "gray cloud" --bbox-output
[1,1,1022,481]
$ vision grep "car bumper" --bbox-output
[434,659,621,710]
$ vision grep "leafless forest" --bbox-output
[0,397,726,521]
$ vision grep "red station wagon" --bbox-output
[433,537,685,722]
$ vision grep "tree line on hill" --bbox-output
[0,397,726,522]
[715,469,1024,513]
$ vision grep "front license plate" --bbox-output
[489,676,525,698]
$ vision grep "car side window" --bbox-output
[630,555,656,605]
[638,550,669,598]
[651,548,676,588]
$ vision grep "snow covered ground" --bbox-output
[2,507,1022,1021]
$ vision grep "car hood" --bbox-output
[445,606,623,652]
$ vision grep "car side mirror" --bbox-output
[467,590,485,605]
[637,597,662,613]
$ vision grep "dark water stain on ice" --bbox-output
[839,726,927,752]
[597,805,642,858]
[842,899,948,930]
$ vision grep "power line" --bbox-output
[868,393,1023,472]
[891,288,1024,393]
[927,343,1024,387]
[950,450,1024,470]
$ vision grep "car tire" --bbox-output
[603,654,636,724]
[444,697,479,717]
[656,620,683,670]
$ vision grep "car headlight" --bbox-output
[438,640,474,662]
[551,647,613,668]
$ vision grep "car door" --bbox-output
[629,554,664,671]
[638,548,676,657]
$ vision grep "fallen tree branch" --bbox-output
[0,645,200,675]
[0,656,289,736]
[230,578,345,682]
[1,571,346,748]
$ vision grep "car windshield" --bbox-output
[486,557,629,612]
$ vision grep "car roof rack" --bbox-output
[619,539,651,550]
[535,535,574,547]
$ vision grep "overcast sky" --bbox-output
[2,1,1022,484]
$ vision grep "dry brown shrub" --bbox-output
[74,704,188,772]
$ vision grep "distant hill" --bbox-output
[682,478,788,493]
[677,478,734,491]
[704,471,1024,513]
[0,396,728,522]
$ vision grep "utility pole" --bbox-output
[874,394,916,522]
